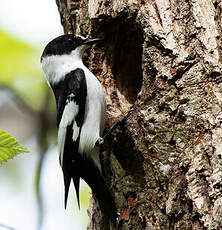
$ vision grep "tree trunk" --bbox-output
[55,0,222,229]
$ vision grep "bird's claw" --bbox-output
[96,137,104,146]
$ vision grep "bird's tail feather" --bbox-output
[79,155,117,224]
[63,172,71,209]
[63,171,80,209]
[63,155,117,223]
[73,176,80,209]
[62,123,117,223]
[62,124,81,209]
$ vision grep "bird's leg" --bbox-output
[96,104,135,146]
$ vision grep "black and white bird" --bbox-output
[40,34,117,221]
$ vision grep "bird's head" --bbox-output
[40,34,100,62]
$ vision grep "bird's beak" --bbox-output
[83,38,101,45]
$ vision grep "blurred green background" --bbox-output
[0,1,90,230]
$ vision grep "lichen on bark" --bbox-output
[55,0,222,229]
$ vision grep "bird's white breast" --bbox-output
[77,66,106,171]
[78,66,106,154]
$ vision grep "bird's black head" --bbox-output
[41,34,100,61]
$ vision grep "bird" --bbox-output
[40,34,117,222]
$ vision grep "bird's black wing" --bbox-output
[52,68,117,223]
[52,68,87,208]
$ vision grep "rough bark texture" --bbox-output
[55,0,222,229]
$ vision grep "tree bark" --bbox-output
[55,0,222,229]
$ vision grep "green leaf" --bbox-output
[0,130,29,163]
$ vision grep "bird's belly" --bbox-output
[78,69,106,154]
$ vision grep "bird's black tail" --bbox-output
[62,126,117,224]
[63,153,117,224]
[79,155,117,224]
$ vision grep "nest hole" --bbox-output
[98,16,144,105]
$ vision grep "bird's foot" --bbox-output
[95,137,104,146]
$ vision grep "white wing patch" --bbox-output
[58,127,67,165]
[58,101,79,165]
[59,101,78,127]
[72,121,80,141]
